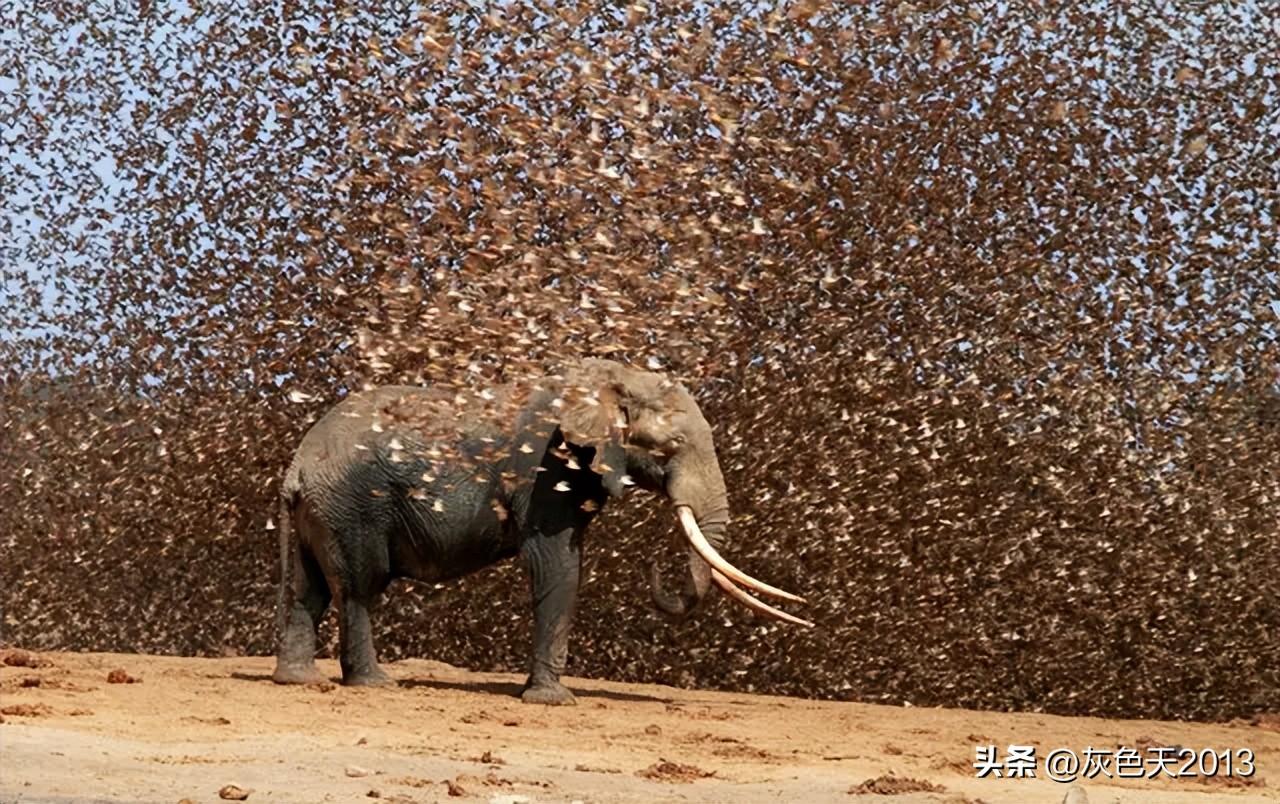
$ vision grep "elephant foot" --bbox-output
[340,670,394,686]
[272,662,327,685]
[521,680,576,706]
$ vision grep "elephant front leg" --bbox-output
[520,526,582,705]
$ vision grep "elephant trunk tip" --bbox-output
[648,560,703,619]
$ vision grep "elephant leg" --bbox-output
[520,525,582,705]
[273,542,331,685]
[336,590,394,687]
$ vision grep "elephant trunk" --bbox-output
[649,444,729,618]
[649,509,725,618]
[649,432,810,624]
[646,421,809,624]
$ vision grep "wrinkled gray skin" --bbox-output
[272,359,729,705]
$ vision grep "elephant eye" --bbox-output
[654,434,684,455]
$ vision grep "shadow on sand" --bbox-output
[229,671,673,704]
[398,676,673,704]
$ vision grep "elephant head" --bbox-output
[550,359,810,626]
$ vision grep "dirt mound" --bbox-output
[849,774,947,795]
[636,760,716,783]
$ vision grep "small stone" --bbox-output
[445,779,465,797]
[218,784,251,800]
[3,650,36,668]
[345,765,373,778]
[644,724,661,736]
[106,668,138,684]
[366,790,381,799]
[20,677,40,688]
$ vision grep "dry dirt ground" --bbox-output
[0,651,1276,804]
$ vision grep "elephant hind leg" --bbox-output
[336,592,394,687]
[284,500,394,688]
[272,540,331,685]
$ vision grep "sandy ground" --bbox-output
[0,651,1275,804]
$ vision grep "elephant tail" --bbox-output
[274,489,295,648]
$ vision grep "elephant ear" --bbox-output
[558,364,630,497]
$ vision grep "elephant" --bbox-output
[271,358,809,705]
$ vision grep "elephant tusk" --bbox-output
[712,570,814,627]
[675,506,807,604]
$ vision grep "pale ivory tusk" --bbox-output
[712,570,814,627]
[676,506,807,604]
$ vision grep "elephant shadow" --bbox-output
[396,676,673,704]
[229,671,673,704]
